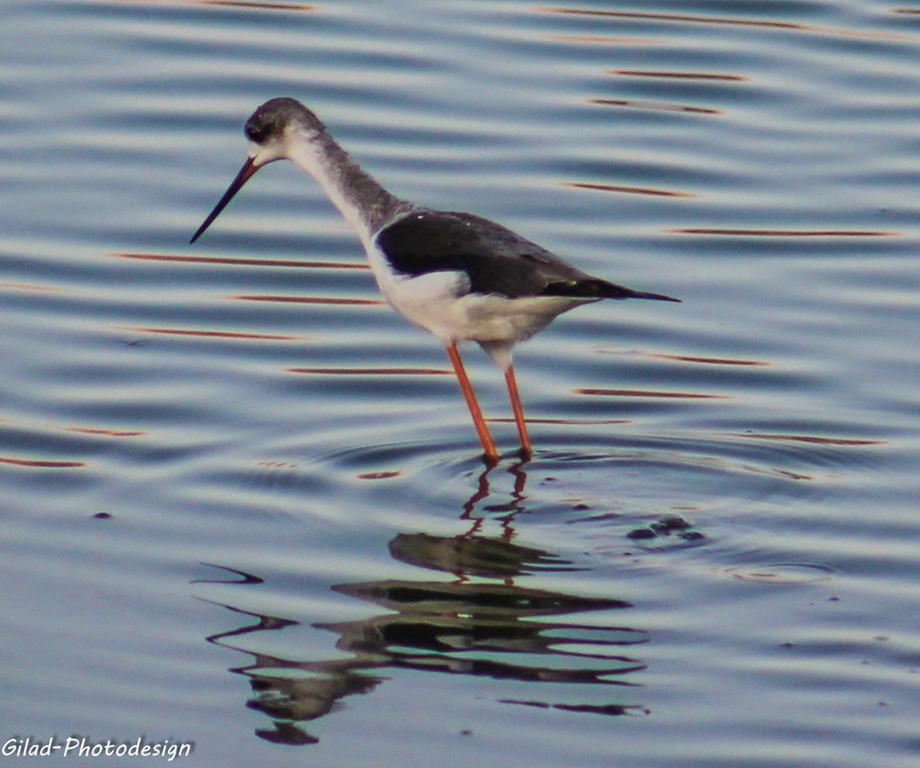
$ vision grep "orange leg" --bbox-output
[504,364,532,459]
[446,342,498,462]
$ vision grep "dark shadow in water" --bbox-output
[198,468,648,745]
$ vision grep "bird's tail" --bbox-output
[621,287,681,303]
[543,278,680,303]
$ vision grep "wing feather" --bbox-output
[375,210,678,302]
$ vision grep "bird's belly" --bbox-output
[364,241,592,343]
[454,292,591,342]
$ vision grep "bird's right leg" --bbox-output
[446,342,499,463]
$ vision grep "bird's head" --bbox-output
[243,97,326,166]
[190,97,325,243]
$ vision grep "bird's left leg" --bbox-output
[503,364,532,459]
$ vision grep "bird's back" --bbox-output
[375,209,678,302]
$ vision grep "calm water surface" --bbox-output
[2,1,919,766]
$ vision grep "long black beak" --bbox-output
[190,156,259,244]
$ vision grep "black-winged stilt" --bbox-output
[190,97,678,462]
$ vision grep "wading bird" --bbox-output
[191,98,678,462]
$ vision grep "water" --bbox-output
[2,1,919,766]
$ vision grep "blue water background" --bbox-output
[2,2,919,766]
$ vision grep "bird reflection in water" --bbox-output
[197,466,648,745]
[459,459,529,541]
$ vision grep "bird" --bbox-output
[190,97,679,463]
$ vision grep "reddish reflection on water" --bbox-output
[489,417,631,425]
[0,456,85,468]
[67,427,146,437]
[124,326,301,341]
[233,294,384,305]
[565,182,693,198]
[575,388,725,399]
[671,228,898,238]
[645,352,768,366]
[609,69,746,81]
[548,34,664,45]
[733,433,884,446]
[107,0,314,11]
[592,98,721,116]
[543,7,907,40]
[114,252,368,270]
[0,281,63,293]
[288,367,451,375]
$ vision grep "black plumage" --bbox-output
[375,210,678,302]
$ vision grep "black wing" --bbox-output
[375,209,678,302]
